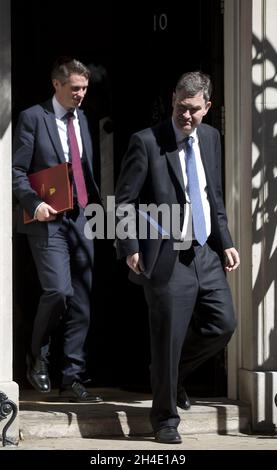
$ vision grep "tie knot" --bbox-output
[185,136,194,147]
[64,111,75,122]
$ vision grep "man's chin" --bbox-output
[182,125,193,133]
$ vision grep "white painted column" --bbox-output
[0,0,19,445]
[225,0,277,432]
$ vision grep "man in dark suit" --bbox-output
[12,58,103,403]
[115,72,240,443]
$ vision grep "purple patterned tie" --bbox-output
[185,136,207,246]
[66,112,88,208]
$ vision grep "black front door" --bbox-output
[12,0,226,396]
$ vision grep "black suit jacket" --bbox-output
[115,119,233,284]
[12,99,101,236]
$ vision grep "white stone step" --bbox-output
[18,388,251,439]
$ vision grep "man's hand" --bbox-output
[224,247,240,272]
[36,203,58,222]
[126,252,145,275]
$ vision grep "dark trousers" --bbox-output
[27,206,94,385]
[143,243,236,432]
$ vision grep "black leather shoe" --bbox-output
[155,427,182,444]
[26,354,51,393]
[59,381,103,403]
[177,387,191,410]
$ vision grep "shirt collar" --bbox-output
[52,95,77,120]
[171,118,198,144]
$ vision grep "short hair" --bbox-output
[175,71,212,102]
[51,57,91,84]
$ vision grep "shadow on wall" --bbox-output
[252,33,277,431]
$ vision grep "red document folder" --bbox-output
[23,162,73,224]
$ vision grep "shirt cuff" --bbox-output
[34,202,45,219]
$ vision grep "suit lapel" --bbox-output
[78,110,93,176]
[166,148,186,194]
[43,101,66,163]
[197,125,214,191]
[163,121,186,194]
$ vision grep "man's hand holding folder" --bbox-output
[34,202,58,223]
[126,209,170,279]
[23,162,73,224]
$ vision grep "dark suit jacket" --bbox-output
[115,119,233,284]
[12,99,101,236]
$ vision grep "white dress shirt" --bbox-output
[172,119,211,245]
[52,95,83,162]
[34,97,84,218]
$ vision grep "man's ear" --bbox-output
[52,79,58,91]
[203,101,212,115]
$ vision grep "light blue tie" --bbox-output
[185,136,207,246]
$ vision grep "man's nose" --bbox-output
[78,89,87,98]
[182,109,191,118]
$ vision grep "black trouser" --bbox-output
[27,207,94,385]
[143,243,236,432]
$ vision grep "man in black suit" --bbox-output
[12,58,103,403]
[115,72,240,443]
